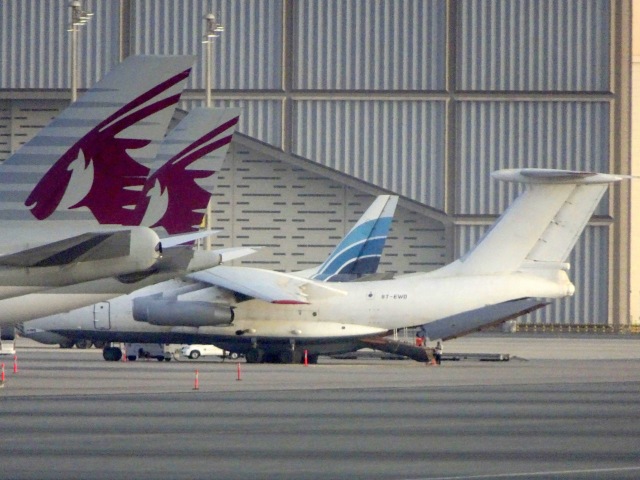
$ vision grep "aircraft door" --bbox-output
[93,302,111,330]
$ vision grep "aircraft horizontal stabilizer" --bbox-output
[492,169,627,184]
[188,266,346,304]
[213,247,261,263]
[158,230,222,249]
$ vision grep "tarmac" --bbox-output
[0,334,639,479]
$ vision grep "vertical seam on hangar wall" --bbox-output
[609,0,632,329]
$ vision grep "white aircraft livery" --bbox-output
[0,56,247,326]
[18,170,626,362]
[129,169,624,363]
[19,196,399,359]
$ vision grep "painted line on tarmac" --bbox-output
[407,465,640,479]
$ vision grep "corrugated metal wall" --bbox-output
[0,0,120,89]
[131,0,283,90]
[180,99,283,147]
[456,101,611,215]
[293,0,446,90]
[457,0,611,91]
[293,100,446,208]
[0,0,621,326]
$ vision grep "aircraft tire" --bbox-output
[59,339,75,349]
[75,339,92,349]
[102,347,122,362]
[307,354,319,364]
[127,355,137,362]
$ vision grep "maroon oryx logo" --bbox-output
[130,116,239,234]
[25,69,191,225]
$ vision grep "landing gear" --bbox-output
[75,339,92,349]
[59,338,74,349]
[278,349,303,364]
[245,348,263,364]
[102,346,122,362]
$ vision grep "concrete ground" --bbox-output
[0,334,639,480]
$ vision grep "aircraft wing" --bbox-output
[187,266,347,304]
[0,230,151,268]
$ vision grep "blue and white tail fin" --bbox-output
[437,169,624,277]
[4,55,194,224]
[298,195,398,282]
[131,107,241,234]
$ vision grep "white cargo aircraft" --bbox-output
[19,196,399,359]
[0,56,247,326]
[19,170,625,362]
[126,168,622,363]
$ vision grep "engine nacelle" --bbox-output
[66,226,162,283]
[133,297,233,327]
[0,227,162,287]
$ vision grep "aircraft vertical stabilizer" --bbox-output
[524,184,608,264]
[299,195,399,281]
[439,169,624,276]
[129,107,241,233]
[10,56,195,224]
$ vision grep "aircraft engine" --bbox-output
[132,297,233,327]
[66,226,162,284]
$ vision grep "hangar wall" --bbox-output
[0,0,632,328]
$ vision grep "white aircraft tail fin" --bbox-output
[524,183,608,264]
[5,55,195,224]
[441,169,624,276]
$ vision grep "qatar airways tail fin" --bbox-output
[4,55,195,224]
[439,169,624,277]
[298,195,399,282]
[131,107,241,234]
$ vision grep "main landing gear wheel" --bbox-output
[102,346,122,362]
[75,339,92,349]
[59,339,74,349]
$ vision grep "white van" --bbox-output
[180,344,240,360]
